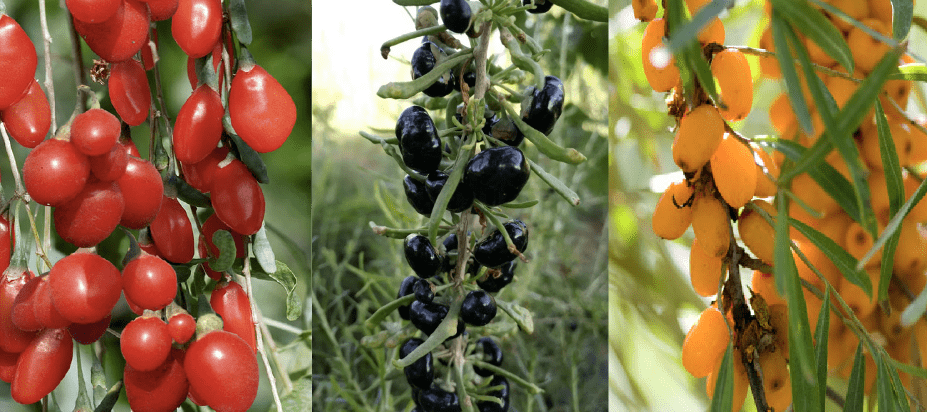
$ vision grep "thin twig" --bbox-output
[37,0,56,135]
[259,315,294,392]
[242,245,283,412]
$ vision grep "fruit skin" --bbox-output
[48,252,122,324]
[53,180,125,247]
[710,133,757,208]
[121,316,172,372]
[71,108,121,156]
[0,271,37,353]
[463,146,530,206]
[122,254,177,311]
[476,375,510,412]
[181,145,229,193]
[477,261,515,293]
[0,15,38,110]
[681,307,729,378]
[396,106,442,174]
[738,199,776,265]
[399,338,434,390]
[440,0,472,33]
[149,196,195,264]
[11,328,73,405]
[473,336,503,377]
[522,75,565,136]
[1,79,50,148]
[418,386,462,412]
[425,171,474,213]
[184,330,259,412]
[411,41,454,98]
[641,18,679,93]
[397,276,417,321]
[173,85,224,164]
[211,160,266,235]
[689,237,723,297]
[117,157,164,229]
[473,220,529,268]
[11,274,42,332]
[673,105,725,173]
[691,194,730,258]
[460,290,496,326]
[524,0,553,13]
[168,313,196,344]
[410,301,450,336]
[172,0,222,58]
[405,234,444,279]
[67,0,120,23]
[413,278,434,304]
[68,314,111,344]
[23,139,91,207]
[90,143,129,181]
[73,0,150,62]
[651,180,693,240]
[228,64,297,153]
[210,280,257,353]
[124,348,189,412]
[405,175,436,216]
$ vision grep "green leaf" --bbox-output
[92,381,122,412]
[365,294,416,329]
[428,142,472,248]
[872,103,906,304]
[709,344,734,412]
[254,223,278,274]
[877,352,895,412]
[229,0,253,45]
[888,63,927,81]
[771,15,814,136]
[496,299,534,334]
[770,0,854,73]
[262,260,302,321]
[167,174,212,208]
[788,218,870,295]
[667,0,728,52]
[548,0,608,22]
[527,159,580,206]
[208,230,237,272]
[891,0,914,40]
[775,193,819,409]
[276,378,311,412]
[814,288,830,412]
[843,343,866,412]
[227,131,270,184]
[888,359,912,410]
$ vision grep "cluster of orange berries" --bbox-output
[638,0,926,410]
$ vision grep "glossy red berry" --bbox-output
[0,271,37,353]
[167,313,195,344]
[122,254,177,311]
[184,330,259,412]
[0,79,51,148]
[89,142,129,181]
[200,213,245,260]
[66,0,120,23]
[172,0,221,58]
[73,0,150,62]
[211,160,265,235]
[11,328,73,405]
[23,139,90,207]
[149,196,194,263]
[68,314,111,344]
[180,145,228,193]
[145,0,179,21]
[228,63,297,153]
[124,347,189,412]
[173,84,223,164]
[54,180,125,247]
[210,280,257,353]
[33,275,72,329]
[122,316,172,372]
[72,109,121,156]
[48,252,122,324]
[0,15,37,110]
[117,157,164,229]
[108,59,151,126]
[11,273,41,332]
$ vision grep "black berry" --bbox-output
[473,337,503,377]
[439,0,472,34]
[425,171,474,213]
[396,106,443,174]
[411,41,455,98]
[476,376,510,412]
[405,175,435,216]
[463,146,530,206]
[522,75,564,136]
[491,118,524,147]
[523,0,553,13]
[413,278,434,304]
[398,275,418,320]
[400,338,434,390]
[419,386,462,412]
[460,290,496,326]
[405,234,444,278]
[410,301,449,336]
[473,220,529,268]
[477,261,516,293]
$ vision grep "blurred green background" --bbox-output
[0,0,310,410]
[311,1,609,410]
[608,0,926,410]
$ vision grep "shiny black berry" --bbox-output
[405,234,444,278]
[398,275,418,320]
[396,106,442,174]
[405,175,435,216]
[473,220,529,268]
[523,0,553,13]
[491,119,524,147]
[441,233,460,272]
[425,171,474,213]
[414,278,434,304]
[476,376,510,412]
[439,0,472,33]
[396,106,434,142]
[419,386,462,412]
[463,71,476,89]
[473,337,503,377]
[477,261,516,293]
[522,75,564,136]
[460,290,496,326]
[400,338,434,390]
[463,147,530,206]
[410,301,449,336]
[412,41,455,98]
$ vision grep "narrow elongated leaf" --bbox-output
[254,224,277,274]
[877,353,895,412]
[709,344,734,412]
[767,139,861,223]
[209,230,237,272]
[888,360,912,410]
[771,15,814,135]
[665,0,719,104]
[890,0,914,41]
[789,218,871,295]
[667,0,728,52]
[769,0,854,72]
[889,63,927,81]
[843,344,866,412]
[229,0,253,45]
[873,103,905,304]
[814,288,831,412]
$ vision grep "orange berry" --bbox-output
[860,120,914,169]
[768,303,790,360]
[868,171,891,223]
[790,172,839,216]
[642,19,680,92]
[908,117,926,164]
[769,93,795,135]
[752,271,786,306]
[868,0,893,25]
[705,352,749,412]
[692,193,731,257]
[753,144,779,198]
[698,17,725,46]
[893,216,927,277]
[711,49,753,122]
[794,239,842,287]
[827,319,860,371]
[805,36,836,67]
[690,237,724,297]
[847,18,891,73]
[838,268,879,318]
[652,180,695,240]
[903,171,927,222]
[632,0,658,21]
[672,105,725,173]
[759,27,780,79]
[760,350,792,412]
[737,199,776,265]
[711,134,757,208]
[683,307,730,378]
[844,222,880,267]
[825,69,864,109]
[879,307,911,343]
[828,0,870,32]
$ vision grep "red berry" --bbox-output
[173,84,223,164]
[11,274,41,332]
[124,347,189,412]
[66,0,120,23]
[145,0,179,21]
[0,271,37,353]
[121,316,172,372]
[180,145,228,193]
[149,196,194,263]
[54,180,125,247]
[89,142,130,181]
[229,63,297,153]
[117,157,164,229]
[211,160,265,235]
[0,79,51,148]
[184,330,258,411]
[210,280,256,353]
[33,275,72,329]
[0,15,37,110]
[109,59,151,126]
[73,0,151,62]
[11,328,72,405]
[48,252,122,324]
[168,313,195,344]
[68,314,111,344]
[171,0,222,58]
[23,139,90,207]
[122,254,177,311]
